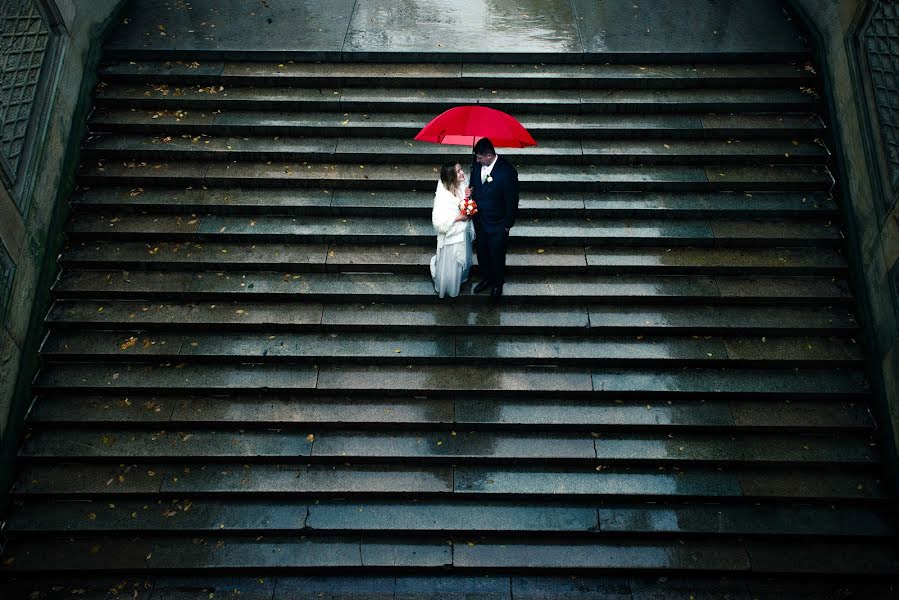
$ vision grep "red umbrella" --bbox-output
[414,105,537,148]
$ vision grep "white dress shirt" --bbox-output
[480,154,499,183]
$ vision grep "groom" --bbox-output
[470,138,519,299]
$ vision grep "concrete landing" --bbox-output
[105,0,808,60]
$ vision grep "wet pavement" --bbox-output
[106,0,807,59]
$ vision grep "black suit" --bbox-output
[470,155,519,286]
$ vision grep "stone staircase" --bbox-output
[2,51,898,595]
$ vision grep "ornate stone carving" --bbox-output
[863,1,899,194]
[0,0,50,185]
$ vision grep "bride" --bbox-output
[430,161,475,298]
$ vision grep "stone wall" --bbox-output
[788,0,899,484]
[0,0,124,504]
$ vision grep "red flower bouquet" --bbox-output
[459,197,478,216]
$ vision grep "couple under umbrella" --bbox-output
[415,106,536,299]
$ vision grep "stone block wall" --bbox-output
[0,0,124,504]
[789,0,899,485]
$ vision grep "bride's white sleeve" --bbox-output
[431,189,457,234]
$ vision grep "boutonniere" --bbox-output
[485,175,493,184]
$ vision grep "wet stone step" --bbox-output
[71,188,839,219]
[314,365,866,397]
[26,394,873,432]
[585,305,857,335]
[92,84,818,113]
[12,463,454,496]
[58,243,847,276]
[81,134,829,166]
[12,461,886,500]
[64,213,845,247]
[21,392,873,432]
[52,270,853,305]
[744,540,899,575]
[28,394,456,427]
[1,535,453,571]
[23,429,600,463]
[89,109,827,141]
[45,300,591,334]
[33,362,319,394]
[598,503,896,537]
[454,397,873,431]
[3,498,310,534]
[77,161,834,192]
[455,465,886,500]
[451,538,750,570]
[584,247,846,273]
[98,61,815,89]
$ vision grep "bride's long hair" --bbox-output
[439,161,461,195]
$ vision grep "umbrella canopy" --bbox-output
[414,105,537,148]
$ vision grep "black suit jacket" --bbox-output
[470,155,519,234]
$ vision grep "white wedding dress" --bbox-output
[430,180,475,298]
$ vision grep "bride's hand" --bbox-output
[464,186,473,197]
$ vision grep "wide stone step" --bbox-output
[10,462,885,500]
[2,576,895,600]
[98,61,817,89]
[4,534,898,575]
[59,242,849,276]
[94,83,819,113]
[64,213,845,247]
[25,394,874,432]
[76,161,834,192]
[70,188,840,219]
[31,363,867,398]
[95,82,819,115]
[81,134,829,166]
[45,301,859,336]
[5,498,892,537]
[4,534,898,574]
[19,427,878,466]
[51,270,853,305]
[39,330,864,368]
[89,108,827,140]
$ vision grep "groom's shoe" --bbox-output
[490,284,503,300]
[473,280,492,294]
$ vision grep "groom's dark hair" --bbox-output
[474,138,496,155]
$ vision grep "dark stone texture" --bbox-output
[160,464,452,494]
[106,0,357,57]
[310,431,596,460]
[453,538,750,570]
[307,500,597,532]
[454,397,734,427]
[149,535,362,569]
[1,538,154,572]
[34,363,318,392]
[275,576,395,600]
[12,464,165,496]
[454,467,742,497]
[170,395,453,425]
[572,0,806,56]
[151,577,276,600]
[599,504,895,537]
[394,576,510,600]
[317,365,593,392]
[360,537,452,567]
[5,499,307,533]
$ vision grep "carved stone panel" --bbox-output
[863,1,899,199]
[0,0,51,187]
